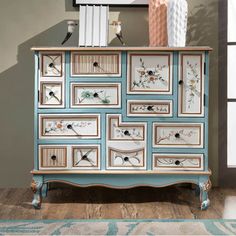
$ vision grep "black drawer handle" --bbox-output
[67,124,73,129]
[124,157,129,162]
[175,160,180,166]
[148,71,154,76]
[51,155,57,161]
[179,80,184,85]
[147,105,154,111]
[175,133,180,138]
[93,61,99,67]
[124,130,130,136]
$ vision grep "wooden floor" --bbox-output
[0,186,236,219]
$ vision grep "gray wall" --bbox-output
[0,0,219,187]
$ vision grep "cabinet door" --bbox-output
[127,52,173,94]
[178,53,205,117]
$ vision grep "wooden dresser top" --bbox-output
[31,46,213,51]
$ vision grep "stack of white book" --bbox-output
[79,5,109,47]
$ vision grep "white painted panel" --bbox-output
[85,5,93,46]
[93,6,100,46]
[228,0,236,42]
[227,102,236,167]
[79,5,86,46]
[227,46,236,99]
[100,6,109,46]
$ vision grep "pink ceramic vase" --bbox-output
[149,0,168,47]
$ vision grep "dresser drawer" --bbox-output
[39,114,100,139]
[72,145,100,170]
[39,145,67,169]
[153,123,204,148]
[153,154,204,171]
[107,147,145,170]
[71,52,121,77]
[71,83,121,108]
[107,114,146,141]
[127,52,173,94]
[127,100,173,117]
[40,52,64,77]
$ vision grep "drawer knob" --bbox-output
[124,157,129,162]
[179,80,184,85]
[49,91,55,97]
[124,130,130,136]
[67,124,72,129]
[147,105,154,111]
[49,62,55,68]
[93,62,99,67]
[148,71,154,76]
[93,92,99,98]
[175,160,180,166]
[51,155,57,161]
[175,133,180,138]
[82,155,87,160]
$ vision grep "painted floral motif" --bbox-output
[44,120,92,135]
[132,58,168,89]
[184,61,201,109]
[131,104,169,113]
[157,129,197,144]
[112,124,143,140]
[78,89,111,104]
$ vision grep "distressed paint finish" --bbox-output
[32,48,211,210]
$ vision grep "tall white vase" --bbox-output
[167,0,188,47]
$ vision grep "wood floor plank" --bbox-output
[1,186,236,219]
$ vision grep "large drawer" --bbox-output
[153,153,204,171]
[71,52,121,77]
[153,123,204,148]
[39,114,100,139]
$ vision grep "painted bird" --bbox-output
[61,20,77,45]
[110,21,125,46]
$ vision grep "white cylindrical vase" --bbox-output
[167,0,188,47]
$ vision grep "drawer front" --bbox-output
[71,52,121,76]
[71,83,121,108]
[127,100,173,117]
[72,145,100,170]
[153,123,204,148]
[127,52,173,94]
[107,114,145,141]
[153,154,204,171]
[178,53,204,117]
[39,114,100,139]
[40,52,64,77]
[107,147,145,170]
[39,82,64,107]
[39,146,67,169]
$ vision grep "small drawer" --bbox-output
[39,82,64,108]
[107,114,146,141]
[107,147,146,170]
[72,145,100,170]
[40,52,64,77]
[71,83,121,108]
[153,154,204,171]
[127,100,173,117]
[39,114,100,139]
[153,123,204,148]
[71,52,121,77]
[39,145,67,169]
[127,52,173,94]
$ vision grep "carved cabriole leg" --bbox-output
[199,178,212,210]
[41,183,48,198]
[31,176,43,209]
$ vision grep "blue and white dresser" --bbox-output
[31,47,212,210]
